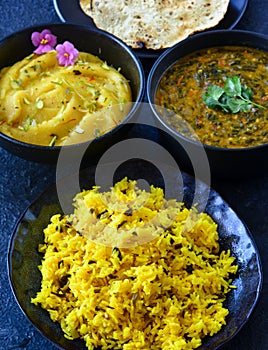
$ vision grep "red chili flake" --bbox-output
[177,75,184,86]
[218,59,225,66]
[212,124,218,131]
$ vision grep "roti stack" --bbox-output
[79,0,230,49]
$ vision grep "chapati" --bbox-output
[80,0,230,49]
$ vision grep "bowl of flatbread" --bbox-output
[79,0,232,50]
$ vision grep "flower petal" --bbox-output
[44,33,57,47]
[62,41,74,50]
[31,32,42,47]
[34,44,54,54]
[40,29,52,36]
[57,55,67,66]
[55,43,65,54]
[31,29,57,54]
[55,41,79,66]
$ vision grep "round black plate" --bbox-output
[53,0,248,59]
[8,160,262,349]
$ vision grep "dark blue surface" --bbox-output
[1,1,268,349]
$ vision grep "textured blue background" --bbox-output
[1,0,268,349]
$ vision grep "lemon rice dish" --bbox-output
[32,178,238,350]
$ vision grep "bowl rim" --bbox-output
[147,29,268,152]
[0,22,145,150]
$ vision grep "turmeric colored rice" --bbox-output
[31,178,238,350]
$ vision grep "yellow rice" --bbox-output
[31,178,238,350]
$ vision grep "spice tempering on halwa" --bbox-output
[32,178,238,350]
[156,46,268,148]
[0,51,132,146]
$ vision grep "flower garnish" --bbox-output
[56,41,79,67]
[31,29,79,67]
[31,29,57,54]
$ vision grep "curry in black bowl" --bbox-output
[147,30,268,178]
[155,46,268,148]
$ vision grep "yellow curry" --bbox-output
[156,46,268,148]
[0,51,132,146]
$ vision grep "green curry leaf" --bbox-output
[202,76,266,113]
[241,86,253,100]
[224,76,242,97]
[207,85,224,100]
[202,85,227,110]
[226,98,249,114]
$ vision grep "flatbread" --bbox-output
[79,0,230,49]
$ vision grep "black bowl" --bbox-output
[8,160,262,349]
[147,30,268,179]
[0,24,145,163]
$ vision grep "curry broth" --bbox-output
[155,46,268,148]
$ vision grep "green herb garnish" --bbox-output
[10,78,22,90]
[101,62,110,71]
[202,76,266,113]
[23,97,31,105]
[51,80,63,86]
[94,128,101,138]
[18,118,31,132]
[49,134,57,147]
[35,98,44,109]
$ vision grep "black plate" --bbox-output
[53,0,248,59]
[8,160,262,350]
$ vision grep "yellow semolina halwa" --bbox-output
[0,51,132,146]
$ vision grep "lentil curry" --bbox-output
[155,46,268,148]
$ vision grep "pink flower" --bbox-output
[56,41,79,67]
[31,29,57,54]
